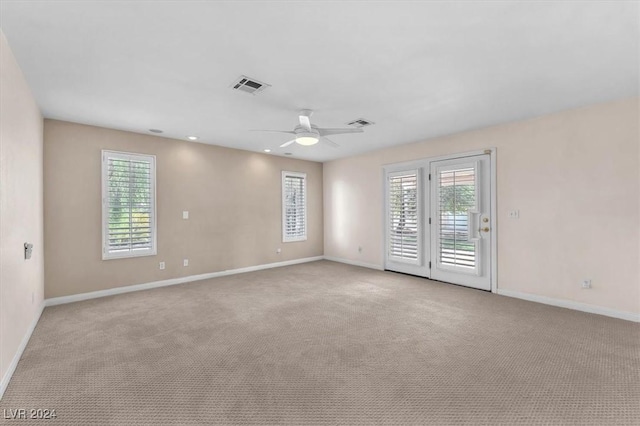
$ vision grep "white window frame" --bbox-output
[282,171,307,243]
[102,150,157,260]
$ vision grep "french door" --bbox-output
[385,168,429,277]
[384,152,494,291]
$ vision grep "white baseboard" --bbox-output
[497,289,640,323]
[0,302,45,400]
[45,256,324,307]
[323,256,384,271]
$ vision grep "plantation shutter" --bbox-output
[102,151,156,259]
[388,171,419,263]
[436,164,477,270]
[282,171,307,242]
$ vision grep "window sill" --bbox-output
[283,237,308,243]
[102,249,157,261]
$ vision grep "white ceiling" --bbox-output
[1,1,638,162]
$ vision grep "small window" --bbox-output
[102,150,156,259]
[282,171,307,242]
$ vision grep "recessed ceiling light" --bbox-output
[187,136,198,141]
[149,129,163,134]
[263,149,271,153]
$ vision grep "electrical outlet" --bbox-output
[508,210,520,219]
[182,211,189,220]
[276,248,281,254]
[582,279,592,289]
[183,259,189,267]
[159,261,165,270]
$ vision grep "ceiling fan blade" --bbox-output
[250,129,296,134]
[280,139,296,148]
[317,127,364,136]
[299,110,313,131]
[321,137,339,148]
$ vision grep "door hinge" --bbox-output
[429,217,431,225]
[428,173,431,181]
[429,261,432,269]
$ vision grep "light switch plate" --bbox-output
[24,242,33,260]
[182,211,189,220]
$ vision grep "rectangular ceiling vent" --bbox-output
[230,75,271,95]
[347,118,375,128]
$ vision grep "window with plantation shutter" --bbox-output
[388,171,419,263]
[102,150,156,260]
[282,171,307,242]
[436,166,477,270]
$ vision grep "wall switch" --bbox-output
[159,261,165,270]
[276,248,281,254]
[508,210,520,219]
[183,259,189,267]
[182,211,189,220]
[582,279,592,289]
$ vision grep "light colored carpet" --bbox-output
[1,260,638,425]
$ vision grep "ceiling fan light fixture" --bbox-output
[253,109,357,149]
[296,135,319,146]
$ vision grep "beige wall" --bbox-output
[0,31,44,389]
[324,98,640,315]
[44,120,323,298]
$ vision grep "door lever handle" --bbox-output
[481,227,490,232]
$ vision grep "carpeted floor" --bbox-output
[1,260,638,425]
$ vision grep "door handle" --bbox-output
[481,227,490,232]
[467,211,480,242]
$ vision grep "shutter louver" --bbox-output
[282,172,307,242]
[388,172,419,262]
[103,151,156,259]
[437,167,476,269]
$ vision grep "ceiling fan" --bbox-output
[252,110,363,148]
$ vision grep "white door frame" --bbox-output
[382,148,497,293]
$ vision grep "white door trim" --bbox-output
[490,149,498,293]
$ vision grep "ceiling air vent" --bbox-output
[347,118,375,128]
[230,75,271,95]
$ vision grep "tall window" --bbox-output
[102,150,156,259]
[282,171,307,242]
